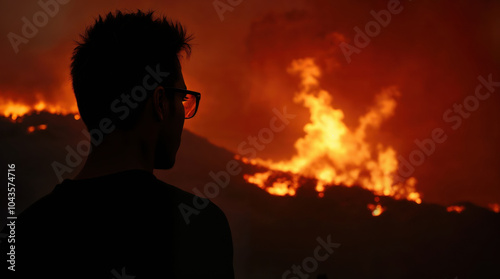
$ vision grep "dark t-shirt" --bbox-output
[0,169,234,278]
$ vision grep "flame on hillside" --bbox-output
[242,58,421,204]
[368,203,385,217]
[446,205,465,213]
[27,124,48,133]
[0,97,79,121]
[489,203,500,213]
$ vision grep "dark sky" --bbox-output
[0,0,499,206]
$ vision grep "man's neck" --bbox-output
[74,135,154,180]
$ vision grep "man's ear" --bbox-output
[153,86,167,121]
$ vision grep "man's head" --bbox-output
[71,10,194,169]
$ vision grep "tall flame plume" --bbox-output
[243,58,421,204]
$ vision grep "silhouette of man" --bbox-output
[0,10,234,278]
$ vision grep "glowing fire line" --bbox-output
[0,98,79,120]
[446,205,465,213]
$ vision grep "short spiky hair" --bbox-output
[71,10,192,130]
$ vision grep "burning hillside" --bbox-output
[242,58,421,204]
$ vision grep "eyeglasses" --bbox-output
[165,88,201,119]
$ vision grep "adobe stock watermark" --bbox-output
[7,0,71,54]
[282,235,340,279]
[339,0,404,63]
[394,74,500,183]
[213,0,243,22]
[178,107,296,224]
[51,64,169,182]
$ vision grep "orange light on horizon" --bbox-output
[368,203,385,216]
[488,203,500,213]
[1,100,30,120]
[446,205,465,213]
[243,171,297,196]
[26,124,48,133]
[1,97,78,121]
[34,101,46,112]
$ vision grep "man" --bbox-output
[0,10,234,278]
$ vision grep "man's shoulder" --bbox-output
[153,178,228,226]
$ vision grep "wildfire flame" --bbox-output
[242,58,421,204]
[368,203,385,217]
[27,124,48,133]
[446,205,465,213]
[0,98,78,121]
[489,203,500,213]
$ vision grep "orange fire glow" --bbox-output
[1,99,30,120]
[27,124,48,133]
[0,98,78,120]
[242,58,421,203]
[488,203,500,213]
[446,205,465,213]
[367,203,385,217]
